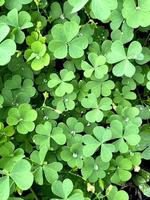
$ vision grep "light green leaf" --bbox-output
[0,176,10,200]
[10,159,33,190]
[68,0,89,13]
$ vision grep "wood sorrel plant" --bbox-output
[0,0,150,199]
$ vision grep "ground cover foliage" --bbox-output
[0,0,150,199]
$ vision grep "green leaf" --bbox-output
[10,159,33,190]
[114,190,129,200]
[68,0,89,13]
[122,0,150,28]
[7,103,37,134]
[43,162,63,184]
[91,0,118,21]
[0,176,10,200]
[52,179,73,198]
[0,23,10,43]
[106,40,143,77]
[5,0,32,11]
[0,23,16,66]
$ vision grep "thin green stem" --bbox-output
[30,188,39,200]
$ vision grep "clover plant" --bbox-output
[0,0,150,199]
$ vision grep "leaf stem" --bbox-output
[30,188,39,200]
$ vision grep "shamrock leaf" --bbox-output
[0,0,5,6]
[111,156,132,184]
[81,53,108,79]
[31,11,47,30]
[68,0,89,13]
[10,159,33,190]
[51,179,84,200]
[83,126,115,162]
[0,176,9,200]
[2,74,36,106]
[106,185,129,200]
[91,0,118,21]
[52,92,77,112]
[6,103,37,134]
[0,159,33,197]
[110,1,124,31]
[5,0,32,11]
[48,69,75,97]
[30,149,63,185]
[109,106,142,127]
[3,8,33,44]
[0,122,15,144]
[122,0,150,28]
[111,23,134,44]
[106,40,143,77]
[49,2,80,23]
[137,105,150,120]
[43,162,63,184]
[0,23,16,66]
[110,120,141,153]
[81,93,112,122]
[33,121,66,150]
[59,117,84,143]
[61,143,84,168]
[48,21,88,59]
[81,156,109,182]
[87,76,115,97]
[24,40,50,71]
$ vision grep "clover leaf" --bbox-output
[3,8,33,44]
[31,11,47,30]
[111,23,134,44]
[5,0,32,11]
[81,156,109,182]
[48,21,88,59]
[24,40,50,71]
[52,92,77,112]
[0,122,15,144]
[87,76,115,97]
[0,23,16,66]
[48,69,75,97]
[110,120,141,153]
[83,126,115,162]
[33,121,66,151]
[109,106,142,128]
[81,53,108,79]
[110,1,124,31]
[106,185,129,200]
[6,103,37,134]
[59,117,84,143]
[68,0,89,13]
[61,143,84,168]
[0,176,9,200]
[51,179,84,200]
[122,0,150,28]
[106,40,144,77]
[50,1,80,23]
[81,94,112,122]
[30,149,62,185]
[10,159,33,190]
[0,0,5,6]
[137,105,150,120]
[111,156,132,184]
[0,159,33,199]
[2,74,36,106]
[91,0,118,21]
